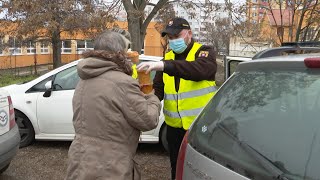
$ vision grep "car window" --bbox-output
[53,66,79,91]
[226,60,242,79]
[189,68,320,179]
[26,76,53,93]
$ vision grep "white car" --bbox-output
[1,55,168,150]
[0,89,20,174]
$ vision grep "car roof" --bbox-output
[252,46,320,60]
[27,54,163,85]
[52,54,163,71]
[225,56,252,61]
[237,53,320,71]
[139,55,163,62]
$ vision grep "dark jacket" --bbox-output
[153,40,217,101]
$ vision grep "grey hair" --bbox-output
[110,28,131,49]
[94,30,130,52]
[110,27,131,41]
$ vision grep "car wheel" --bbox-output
[15,110,35,148]
[0,164,10,174]
[160,123,169,152]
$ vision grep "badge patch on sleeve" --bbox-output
[199,51,209,57]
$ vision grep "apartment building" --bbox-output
[173,0,229,45]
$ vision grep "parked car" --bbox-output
[252,46,320,60]
[0,55,168,151]
[0,89,20,174]
[176,53,320,180]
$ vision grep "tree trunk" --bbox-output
[52,30,61,68]
[33,51,37,75]
[314,25,320,41]
[127,14,142,53]
[226,37,230,55]
[123,0,168,54]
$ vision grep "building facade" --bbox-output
[0,21,163,69]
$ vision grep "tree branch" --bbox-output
[142,0,169,33]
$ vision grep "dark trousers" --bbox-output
[166,125,186,180]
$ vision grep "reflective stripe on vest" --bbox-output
[163,107,203,118]
[163,42,217,130]
[164,86,217,100]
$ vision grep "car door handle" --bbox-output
[26,101,32,104]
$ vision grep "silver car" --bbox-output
[0,89,20,174]
[177,53,320,180]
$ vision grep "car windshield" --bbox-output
[189,68,320,179]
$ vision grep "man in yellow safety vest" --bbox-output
[137,17,218,179]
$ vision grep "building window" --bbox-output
[8,37,22,55]
[62,40,72,53]
[41,42,49,54]
[26,41,36,54]
[76,40,93,54]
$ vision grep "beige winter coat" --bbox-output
[65,57,161,180]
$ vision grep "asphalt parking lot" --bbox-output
[0,141,170,180]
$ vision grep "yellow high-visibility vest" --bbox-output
[132,64,138,79]
[163,42,217,130]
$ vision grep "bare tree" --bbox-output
[1,0,118,68]
[221,0,265,52]
[154,3,175,56]
[204,18,232,54]
[122,0,171,54]
[263,0,320,44]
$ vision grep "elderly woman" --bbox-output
[65,31,161,180]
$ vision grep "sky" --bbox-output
[0,0,246,20]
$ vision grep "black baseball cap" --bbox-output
[161,17,191,37]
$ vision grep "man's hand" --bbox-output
[137,61,164,74]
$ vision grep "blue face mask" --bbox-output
[169,32,189,54]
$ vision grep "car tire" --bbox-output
[15,110,35,148]
[160,123,169,152]
[0,164,10,174]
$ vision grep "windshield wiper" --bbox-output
[215,122,289,180]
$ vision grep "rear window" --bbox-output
[189,68,320,179]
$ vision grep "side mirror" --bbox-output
[45,80,52,90]
[43,80,52,97]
